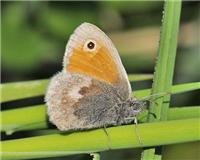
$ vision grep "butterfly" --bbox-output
[45,22,145,131]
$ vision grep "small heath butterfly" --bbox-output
[45,23,145,131]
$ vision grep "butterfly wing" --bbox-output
[63,23,132,100]
[46,72,124,130]
[46,23,135,131]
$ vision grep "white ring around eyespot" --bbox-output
[83,39,97,53]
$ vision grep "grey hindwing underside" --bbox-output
[46,72,146,130]
[74,78,145,128]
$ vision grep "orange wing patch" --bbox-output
[67,45,120,84]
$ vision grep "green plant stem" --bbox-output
[149,0,181,122]
[167,106,200,120]
[133,82,200,98]
[0,74,152,103]
[1,118,199,160]
[1,82,199,133]
[2,74,197,104]
[1,105,199,134]
[1,81,199,134]
[0,81,199,108]
[154,155,162,160]
[0,105,48,134]
[128,74,153,82]
[143,0,181,158]
[0,79,49,103]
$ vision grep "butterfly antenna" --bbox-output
[140,92,171,102]
[139,92,171,110]
[148,111,157,119]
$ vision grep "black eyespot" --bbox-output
[87,41,95,49]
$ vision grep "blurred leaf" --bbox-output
[128,74,153,81]
[2,2,57,72]
[141,149,155,160]
[99,1,162,13]
[162,142,199,160]
[39,5,98,39]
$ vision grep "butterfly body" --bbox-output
[45,23,145,131]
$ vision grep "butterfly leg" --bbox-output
[132,117,142,145]
[124,116,142,145]
[103,124,112,150]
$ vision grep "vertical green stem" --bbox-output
[149,0,182,122]
[142,0,182,159]
[149,1,181,121]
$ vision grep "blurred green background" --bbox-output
[1,1,200,160]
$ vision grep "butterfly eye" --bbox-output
[83,39,97,53]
